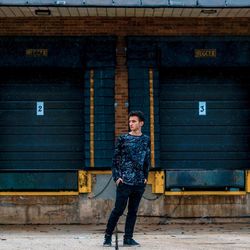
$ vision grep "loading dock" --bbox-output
[0,37,116,191]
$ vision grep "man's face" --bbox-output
[129,116,144,132]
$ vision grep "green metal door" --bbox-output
[0,67,84,190]
[159,67,250,171]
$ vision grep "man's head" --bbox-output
[128,111,145,133]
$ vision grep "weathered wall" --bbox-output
[0,175,250,224]
[0,16,249,223]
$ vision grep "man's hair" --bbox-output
[128,110,145,122]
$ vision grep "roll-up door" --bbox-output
[159,67,250,171]
[0,67,84,190]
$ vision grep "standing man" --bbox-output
[103,111,151,247]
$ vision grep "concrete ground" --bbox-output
[0,223,250,250]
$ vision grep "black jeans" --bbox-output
[105,183,145,239]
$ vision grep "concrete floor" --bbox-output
[0,223,250,250]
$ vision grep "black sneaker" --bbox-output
[123,238,140,246]
[103,235,112,247]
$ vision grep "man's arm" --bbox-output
[112,136,123,184]
[143,139,151,183]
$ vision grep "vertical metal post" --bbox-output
[90,69,95,168]
[246,170,250,193]
[149,68,155,168]
[115,225,119,250]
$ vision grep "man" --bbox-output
[103,110,150,247]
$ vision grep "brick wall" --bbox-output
[115,36,128,136]
[0,17,249,36]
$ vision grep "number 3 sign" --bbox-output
[199,101,206,116]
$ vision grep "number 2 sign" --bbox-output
[37,102,44,116]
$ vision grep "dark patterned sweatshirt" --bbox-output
[112,133,150,186]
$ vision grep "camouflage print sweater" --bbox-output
[112,133,150,186]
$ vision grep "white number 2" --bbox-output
[37,102,44,116]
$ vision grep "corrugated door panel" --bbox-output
[83,68,115,168]
[129,67,150,133]
[166,170,245,190]
[0,67,84,171]
[0,171,78,191]
[128,67,160,167]
[159,67,250,170]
